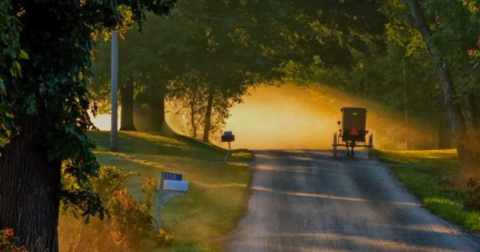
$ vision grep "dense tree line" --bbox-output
[92,0,283,142]
[284,0,480,177]
[91,0,387,142]
[402,0,480,179]
[90,0,480,172]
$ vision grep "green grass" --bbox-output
[89,131,253,251]
[375,149,480,232]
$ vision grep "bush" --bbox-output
[0,229,29,252]
[59,166,174,252]
[464,177,480,211]
[155,229,174,247]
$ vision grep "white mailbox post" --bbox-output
[155,172,189,230]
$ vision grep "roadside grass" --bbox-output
[375,149,480,232]
[89,131,253,251]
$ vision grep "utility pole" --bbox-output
[110,31,118,152]
[403,60,410,150]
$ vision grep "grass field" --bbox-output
[375,149,480,232]
[88,131,253,251]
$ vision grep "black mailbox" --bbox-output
[221,131,235,142]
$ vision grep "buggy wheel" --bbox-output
[368,134,374,160]
[350,142,355,158]
[333,133,338,158]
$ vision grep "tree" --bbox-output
[91,13,202,132]
[92,37,140,132]
[402,0,480,178]
[0,1,176,251]
[97,0,282,142]
[175,0,283,142]
[276,0,476,151]
[168,71,210,139]
[94,0,388,142]
[182,0,388,142]
[119,76,137,131]
[127,14,201,132]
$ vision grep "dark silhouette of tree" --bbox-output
[0,1,175,251]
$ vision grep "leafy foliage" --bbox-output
[0,229,29,252]
[91,0,283,140]
[94,167,158,249]
[168,70,233,141]
[0,1,24,147]
[278,0,480,150]
[423,0,480,100]
[60,166,173,252]
[464,177,480,211]
[90,0,391,142]
[0,0,176,222]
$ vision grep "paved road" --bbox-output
[225,150,480,252]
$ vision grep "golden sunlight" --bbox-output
[222,84,430,150]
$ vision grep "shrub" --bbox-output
[59,166,174,252]
[155,229,174,247]
[0,229,29,252]
[464,177,480,211]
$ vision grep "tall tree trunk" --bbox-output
[189,83,199,139]
[403,60,412,150]
[120,80,137,131]
[404,0,478,178]
[148,91,166,132]
[203,87,215,143]
[464,93,478,135]
[190,101,197,139]
[0,120,61,252]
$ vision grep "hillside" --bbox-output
[83,131,252,251]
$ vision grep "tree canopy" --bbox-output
[0,1,176,251]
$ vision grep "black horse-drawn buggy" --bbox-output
[332,107,374,159]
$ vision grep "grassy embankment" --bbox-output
[375,149,480,232]
[91,131,252,251]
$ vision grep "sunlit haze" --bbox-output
[92,84,432,150]
[221,85,430,150]
[223,85,335,149]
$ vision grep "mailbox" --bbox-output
[156,172,188,231]
[164,180,189,193]
[221,131,235,142]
